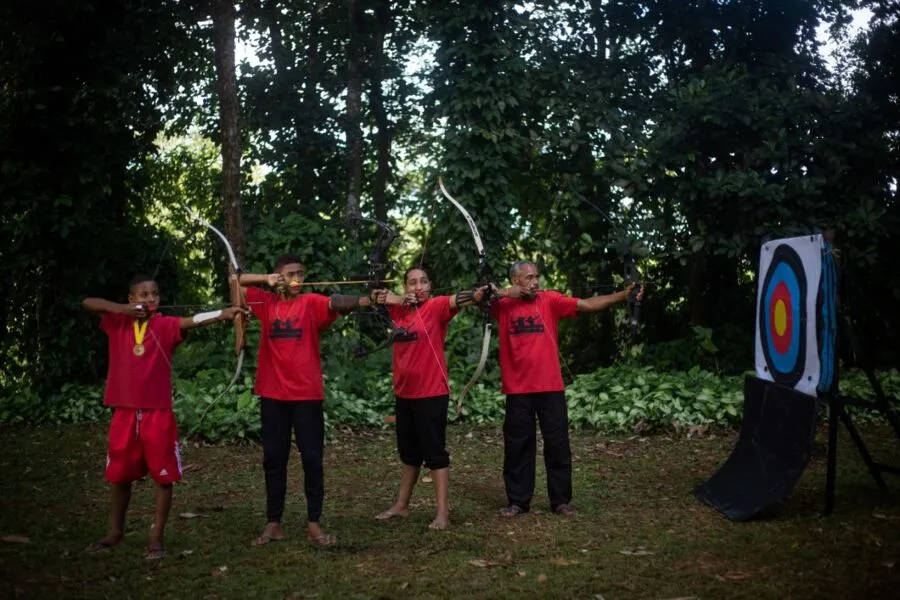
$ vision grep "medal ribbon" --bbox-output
[133,319,149,346]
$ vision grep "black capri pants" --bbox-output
[395,394,450,470]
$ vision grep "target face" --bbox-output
[758,244,807,387]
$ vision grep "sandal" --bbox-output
[375,508,409,520]
[553,503,577,516]
[251,533,283,546]
[144,547,167,560]
[500,504,527,518]
[85,538,120,553]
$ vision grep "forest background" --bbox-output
[2,0,898,441]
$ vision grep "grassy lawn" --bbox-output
[1,422,898,599]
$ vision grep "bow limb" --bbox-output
[437,177,493,415]
[623,254,642,345]
[187,210,248,419]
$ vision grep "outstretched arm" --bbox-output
[328,294,373,313]
[449,286,490,309]
[178,306,247,330]
[576,283,644,313]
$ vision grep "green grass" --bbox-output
[1,423,899,599]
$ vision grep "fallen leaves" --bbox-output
[714,571,751,582]
[2,535,30,544]
[549,557,579,566]
[468,559,499,568]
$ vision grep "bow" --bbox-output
[622,252,643,345]
[187,209,248,418]
[437,177,493,414]
[568,190,645,345]
[348,214,404,357]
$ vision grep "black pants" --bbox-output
[503,391,572,511]
[395,395,450,470]
[260,398,325,523]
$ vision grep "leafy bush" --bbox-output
[4,360,898,443]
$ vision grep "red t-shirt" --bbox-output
[388,296,458,398]
[247,287,340,401]
[490,291,579,394]
[100,312,184,409]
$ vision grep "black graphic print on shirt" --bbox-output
[393,326,417,343]
[509,315,545,336]
[270,318,303,340]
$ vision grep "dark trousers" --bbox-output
[503,391,572,511]
[395,395,450,470]
[260,398,325,523]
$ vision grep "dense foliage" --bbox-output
[2,1,898,438]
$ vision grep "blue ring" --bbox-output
[763,262,802,375]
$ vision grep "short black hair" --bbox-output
[275,253,304,270]
[404,265,430,283]
[129,274,155,292]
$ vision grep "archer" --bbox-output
[82,274,246,559]
[484,260,644,518]
[238,252,373,547]
[369,266,485,530]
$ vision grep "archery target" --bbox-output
[754,235,823,397]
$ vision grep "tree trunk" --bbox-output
[211,0,244,264]
[370,0,392,222]
[263,0,290,78]
[345,0,364,218]
[688,248,707,326]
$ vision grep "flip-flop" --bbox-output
[375,509,408,520]
[251,534,283,547]
[553,504,577,516]
[85,539,119,553]
[144,547,167,560]
[309,533,336,547]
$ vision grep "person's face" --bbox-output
[279,262,306,297]
[512,263,540,294]
[128,280,160,312]
[404,268,431,302]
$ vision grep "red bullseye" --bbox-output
[768,281,792,354]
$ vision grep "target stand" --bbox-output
[696,233,900,520]
[820,238,900,515]
[695,235,824,520]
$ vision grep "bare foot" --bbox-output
[375,506,410,520]
[252,522,285,546]
[428,514,449,530]
[85,534,122,553]
[307,523,336,546]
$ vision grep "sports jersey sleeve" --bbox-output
[160,314,186,349]
[246,285,275,321]
[310,293,340,330]
[435,295,459,322]
[100,311,128,335]
[549,291,579,320]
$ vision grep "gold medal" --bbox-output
[133,318,149,357]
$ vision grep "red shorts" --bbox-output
[105,408,182,485]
